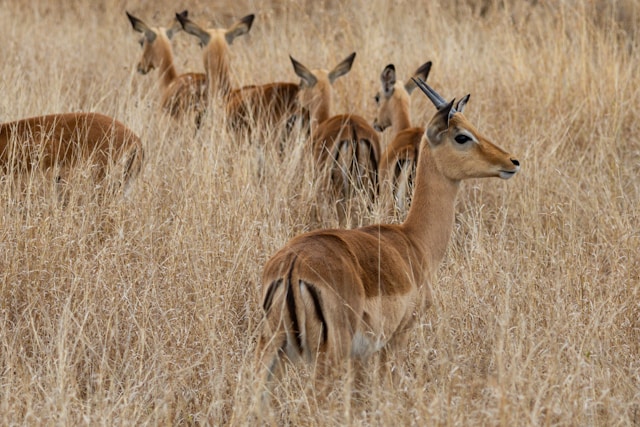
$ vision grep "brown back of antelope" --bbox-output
[256,78,520,387]
[225,82,300,144]
[290,52,380,224]
[176,12,254,101]
[127,11,207,123]
[373,62,432,217]
[0,112,143,193]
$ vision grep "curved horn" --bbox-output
[412,77,458,118]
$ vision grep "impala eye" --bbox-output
[374,93,380,104]
[454,134,472,144]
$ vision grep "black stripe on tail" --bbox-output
[285,256,303,354]
[304,283,328,345]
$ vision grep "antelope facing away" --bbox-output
[290,52,381,225]
[0,112,143,194]
[255,78,520,389]
[176,12,254,103]
[373,61,432,218]
[127,11,207,124]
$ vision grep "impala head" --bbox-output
[176,12,254,96]
[289,52,356,126]
[413,77,520,181]
[126,11,186,75]
[373,61,432,132]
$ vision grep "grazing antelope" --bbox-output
[290,52,381,224]
[127,11,207,123]
[373,61,432,217]
[0,112,143,194]
[176,12,254,102]
[256,78,520,388]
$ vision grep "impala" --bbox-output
[0,112,143,193]
[176,12,254,102]
[290,52,381,224]
[127,11,207,123]
[255,78,520,386]
[373,61,432,217]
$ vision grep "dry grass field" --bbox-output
[1,0,639,425]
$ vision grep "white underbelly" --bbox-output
[351,331,387,359]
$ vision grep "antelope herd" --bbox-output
[2,8,521,404]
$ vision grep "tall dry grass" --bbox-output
[1,0,638,425]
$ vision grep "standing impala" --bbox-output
[290,52,381,225]
[255,77,520,385]
[175,12,254,103]
[127,11,207,124]
[1,112,143,193]
[373,61,432,217]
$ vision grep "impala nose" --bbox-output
[511,158,520,168]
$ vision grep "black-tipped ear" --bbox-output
[328,52,356,83]
[455,94,470,113]
[226,14,255,44]
[166,10,188,39]
[426,99,456,146]
[290,55,317,87]
[405,61,432,94]
[177,13,210,46]
[381,64,396,97]
[127,11,151,35]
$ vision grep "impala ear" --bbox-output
[381,64,396,97]
[455,94,470,113]
[225,14,254,44]
[176,13,210,46]
[166,10,187,39]
[426,99,456,146]
[127,11,157,42]
[405,61,432,94]
[328,52,356,83]
[290,55,317,87]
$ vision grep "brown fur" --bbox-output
[290,53,381,222]
[256,88,520,385]
[127,11,207,123]
[373,62,432,216]
[225,82,299,142]
[176,13,254,101]
[0,112,143,191]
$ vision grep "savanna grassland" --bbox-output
[1,0,639,425]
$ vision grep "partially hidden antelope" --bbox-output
[176,12,254,103]
[0,112,144,194]
[127,11,207,124]
[290,52,381,225]
[256,78,520,388]
[373,61,432,217]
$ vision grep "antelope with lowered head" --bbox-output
[127,11,207,124]
[1,112,143,194]
[255,77,520,389]
[290,52,381,225]
[373,61,432,218]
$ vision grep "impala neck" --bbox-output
[204,40,232,98]
[401,141,460,269]
[391,99,412,137]
[157,38,178,90]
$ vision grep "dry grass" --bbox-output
[1,0,639,425]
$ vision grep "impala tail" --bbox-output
[257,256,329,380]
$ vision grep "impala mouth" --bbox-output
[499,167,519,179]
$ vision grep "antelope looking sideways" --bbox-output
[127,11,207,124]
[0,112,143,194]
[373,61,432,217]
[255,78,520,386]
[290,52,381,224]
[176,12,254,103]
